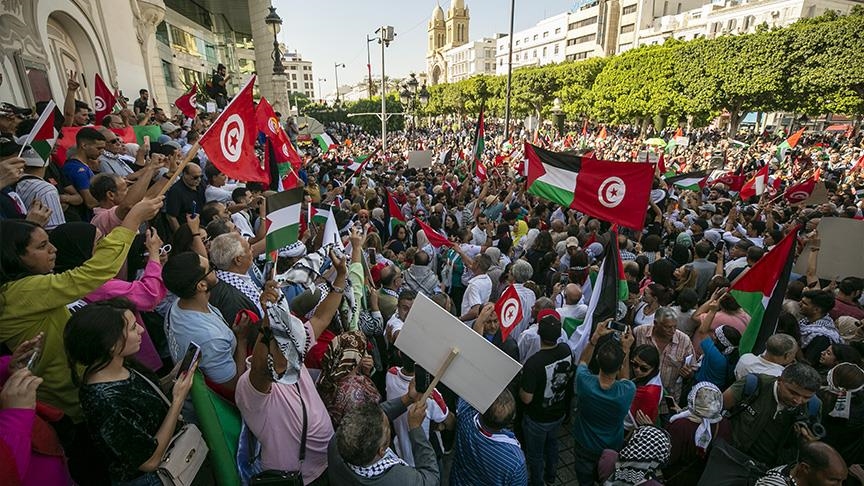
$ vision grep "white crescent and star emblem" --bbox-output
[268,117,279,134]
[189,93,197,107]
[499,297,520,330]
[282,144,290,158]
[598,176,626,208]
[788,190,809,201]
[219,114,244,163]
[94,96,106,112]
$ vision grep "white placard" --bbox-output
[394,293,523,413]
[674,136,689,147]
[407,150,434,169]
[206,102,217,113]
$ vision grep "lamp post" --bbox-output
[376,26,395,151]
[399,72,429,133]
[334,62,345,103]
[366,35,376,98]
[264,7,284,75]
[317,77,326,103]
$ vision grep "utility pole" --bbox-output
[377,26,395,151]
[504,0,515,140]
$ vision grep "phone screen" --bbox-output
[191,201,198,217]
[178,342,201,375]
[414,364,431,395]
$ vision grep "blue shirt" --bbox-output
[571,364,636,454]
[450,398,527,486]
[165,301,237,384]
[62,159,94,191]
[695,338,730,388]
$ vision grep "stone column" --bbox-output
[247,0,289,113]
[134,0,167,106]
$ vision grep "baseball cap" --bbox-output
[21,146,48,167]
[565,236,580,248]
[698,203,717,213]
[160,122,180,133]
[537,312,562,343]
[0,102,32,118]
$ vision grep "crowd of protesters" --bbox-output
[0,72,863,486]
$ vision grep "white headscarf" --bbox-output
[668,382,724,451]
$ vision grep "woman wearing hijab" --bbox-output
[316,330,380,428]
[692,289,742,389]
[50,222,167,372]
[601,425,672,486]
[627,344,664,428]
[663,382,731,486]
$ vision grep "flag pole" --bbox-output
[157,141,200,197]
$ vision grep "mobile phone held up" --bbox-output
[178,341,201,375]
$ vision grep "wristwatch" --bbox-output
[330,284,345,294]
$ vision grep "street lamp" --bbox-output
[376,25,395,150]
[317,77,326,103]
[334,63,345,103]
[264,7,284,75]
[400,72,429,132]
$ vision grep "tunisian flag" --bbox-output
[174,84,198,119]
[496,284,523,342]
[257,97,302,188]
[571,157,654,230]
[199,75,269,184]
[93,73,116,124]
[784,169,820,204]
[414,218,452,248]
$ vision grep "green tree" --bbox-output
[344,94,404,133]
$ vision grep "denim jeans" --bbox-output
[522,414,564,486]
[115,472,162,486]
[571,439,601,486]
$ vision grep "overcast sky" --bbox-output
[273,0,575,96]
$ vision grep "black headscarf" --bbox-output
[49,222,97,273]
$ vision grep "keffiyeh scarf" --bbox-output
[604,426,671,486]
[348,448,406,478]
[669,382,724,451]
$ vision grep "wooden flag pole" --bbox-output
[157,141,200,197]
[420,347,460,404]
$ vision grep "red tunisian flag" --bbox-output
[496,284,523,342]
[739,164,769,201]
[199,75,269,184]
[571,157,654,230]
[784,169,821,204]
[256,96,302,188]
[414,218,452,248]
[93,73,116,124]
[174,84,198,119]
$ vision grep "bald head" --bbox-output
[797,441,847,485]
[564,283,583,305]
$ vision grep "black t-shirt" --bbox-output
[164,181,205,221]
[520,342,575,422]
[133,98,148,115]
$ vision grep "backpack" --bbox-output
[732,373,821,422]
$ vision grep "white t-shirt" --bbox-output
[385,367,449,466]
[734,353,785,381]
[461,274,492,323]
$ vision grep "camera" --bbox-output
[795,418,826,440]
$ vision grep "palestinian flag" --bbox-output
[728,138,749,149]
[665,170,710,191]
[21,100,58,162]
[472,106,485,174]
[386,191,406,235]
[776,128,804,162]
[310,203,331,226]
[265,188,304,261]
[346,147,379,175]
[567,227,627,359]
[729,227,798,354]
[314,133,337,152]
[524,142,581,208]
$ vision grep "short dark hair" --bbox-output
[204,163,223,181]
[413,250,430,266]
[336,403,386,466]
[231,187,250,204]
[596,339,625,375]
[162,252,207,299]
[199,201,225,227]
[695,240,712,258]
[397,289,417,303]
[139,89,148,95]
[746,246,765,263]
[90,173,120,201]
[74,100,90,112]
[781,362,822,392]
[802,289,835,315]
[839,277,863,295]
[76,127,104,147]
[481,389,516,430]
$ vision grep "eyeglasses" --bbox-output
[197,262,216,283]
[631,361,653,373]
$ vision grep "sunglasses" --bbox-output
[197,262,216,283]
[188,175,202,180]
[631,361,653,373]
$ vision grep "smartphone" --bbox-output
[664,396,677,410]
[177,341,201,375]
[716,240,726,253]
[25,346,42,372]
[414,364,431,395]
[367,248,377,262]
[191,200,198,217]
[607,321,628,333]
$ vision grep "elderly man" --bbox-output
[96,127,138,177]
[164,162,205,232]
[734,333,798,380]
[755,441,847,486]
[377,264,404,324]
[459,254,494,326]
[210,232,262,314]
[403,250,441,297]
[633,306,694,411]
[510,259,538,340]
[557,283,588,338]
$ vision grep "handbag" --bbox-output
[250,383,307,486]
[697,439,767,486]
[134,370,209,486]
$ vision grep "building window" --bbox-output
[515,40,520,46]
[570,33,597,45]
[533,49,537,58]
[543,31,549,38]
[566,52,589,61]
[554,43,559,54]
[623,4,637,15]
[293,82,298,89]
[161,61,174,88]
[155,21,170,45]
[542,46,547,56]
[291,73,297,80]
[533,34,538,40]
[569,17,597,30]
[620,23,635,33]
[515,53,520,61]
[555,27,561,34]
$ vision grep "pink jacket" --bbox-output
[0,356,73,486]
[85,260,167,370]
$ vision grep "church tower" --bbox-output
[445,0,470,50]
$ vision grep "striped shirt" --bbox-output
[15,177,65,230]
[449,399,528,486]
